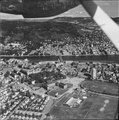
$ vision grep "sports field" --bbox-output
[80,80,119,96]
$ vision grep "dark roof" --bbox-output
[20,69,27,75]
[59,82,66,87]
[10,73,15,77]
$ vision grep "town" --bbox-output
[0,17,119,57]
[0,4,119,119]
[0,57,118,120]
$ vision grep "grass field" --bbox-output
[80,80,119,96]
[45,92,118,120]
[85,95,118,119]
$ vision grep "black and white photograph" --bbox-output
[0,0,119,120]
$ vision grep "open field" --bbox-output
[85,95,118,119]
[45,92,118,120]
[80,80,119,96]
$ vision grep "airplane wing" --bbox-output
[81,0,119,51]
[0,0,80,18]
[0,12,24,19]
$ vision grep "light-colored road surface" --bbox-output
[63,77,85,93]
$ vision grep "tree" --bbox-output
[4,71,10,78]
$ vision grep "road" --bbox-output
[5,97,26,120]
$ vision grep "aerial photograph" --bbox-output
[0,0,119,120]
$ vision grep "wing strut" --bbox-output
[81,0,119,51]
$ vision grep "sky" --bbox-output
[0,0,119,20]
[62,1,119,18]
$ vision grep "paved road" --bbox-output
[88,91,119,99]
[5,97,26,120]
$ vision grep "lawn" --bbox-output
[85,95,118,119]
[80,80,119,96]
[45,92,118,120]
